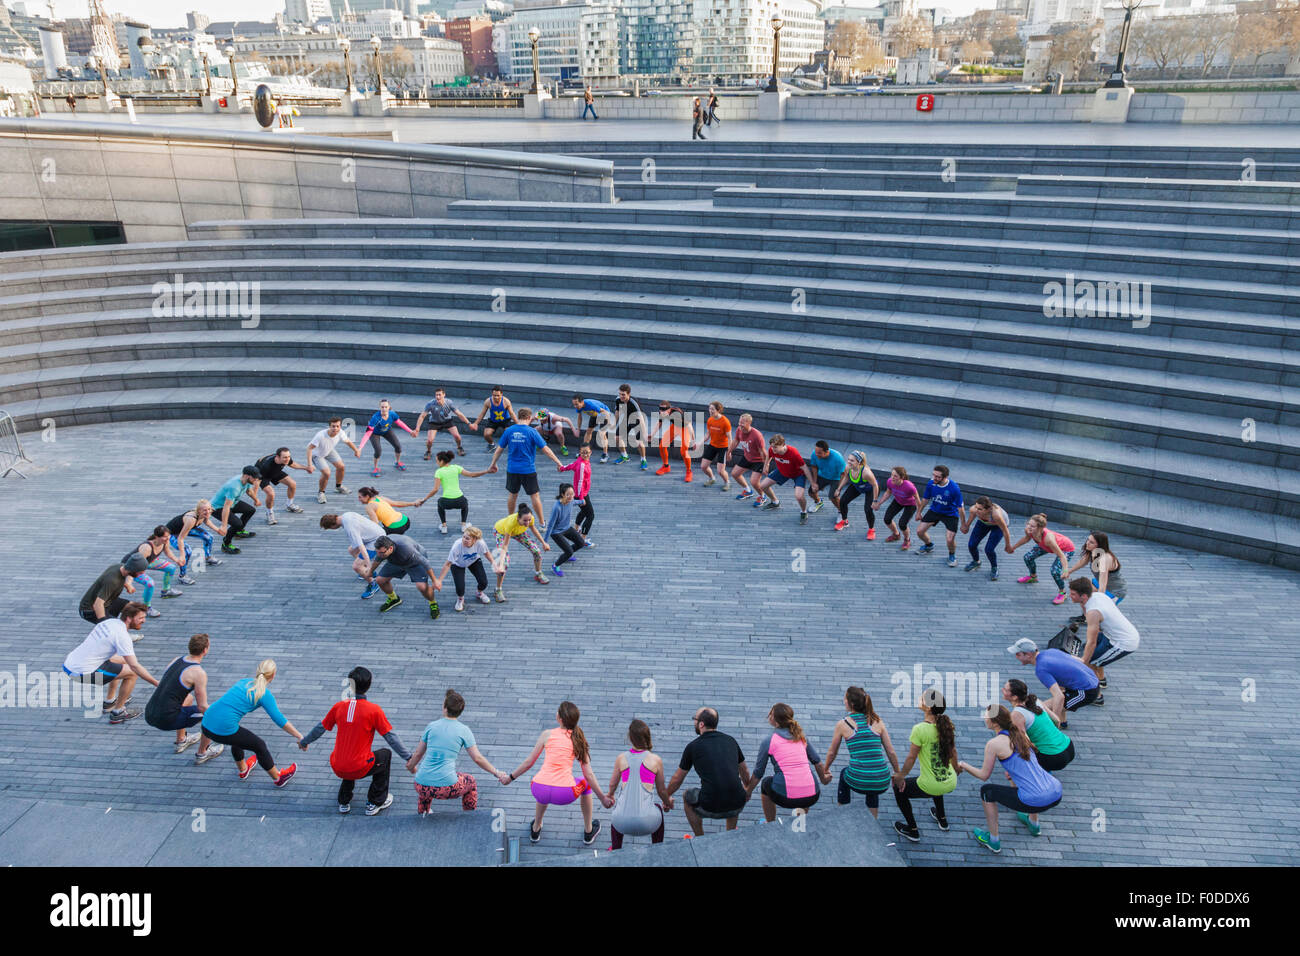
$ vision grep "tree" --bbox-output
[960,39,993,64]
[1226,10,1279,77]
[1190,14,1235,77]
[989,14,1025,63]
[382,44,414,84]
[1046,21,1102,81]
[829,21,887,77]
[1134,16,1199,79]
[889,14,934,59]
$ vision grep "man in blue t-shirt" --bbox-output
[809,441,846,514]
[212,466,261,553]
[571,393,613,463]
[488,407,563,522]
[1008,638,1101,728]
[916,463,965,566]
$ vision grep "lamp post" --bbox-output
[1105,0,1142,89]
[338,36,352,95]
[224,45,238,94]
[370,34,383,94]
[528,27,541,95]
[201,50,212,97]
[766,16,783,93]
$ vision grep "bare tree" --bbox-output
[1191,13,1235,77]
[889,13,934,59]
[829,20,888,77]
[1226,10,1278,77]
[1135,16,1199,79]
[1047,20,1102,81]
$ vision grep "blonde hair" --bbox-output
[739,413,752,425]
[463,525,483,542]
[1028,513,1048,528]
[247,659,277,705]
[195,498,212,513]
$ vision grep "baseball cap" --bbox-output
[123,553,149,575]
[1007,638,1038,655]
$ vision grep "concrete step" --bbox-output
[1017,174,1300,205]
[612,165,1022,192]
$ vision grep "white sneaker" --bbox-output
[174,731,201,754]
[335,484,350,494]
[146,607,161,619]
[439,523,448,534]
[460,522,469,532]
[178,575,198,586]
[317,492,328,504]
[266,512,277,525]
[286,502,303,513]
[365,794,394,816]
[195,744,225,765]
[455,596,465,612]
[476,591,491,604]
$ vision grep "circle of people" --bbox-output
[62,382,1141,853]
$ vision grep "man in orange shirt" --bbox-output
[700,401,732,489]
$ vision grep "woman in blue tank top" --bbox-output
[958,705,1063,854]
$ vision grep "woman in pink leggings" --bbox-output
[509,700,613,845]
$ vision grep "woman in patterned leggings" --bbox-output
[491,505,551,601]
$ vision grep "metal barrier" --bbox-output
[0,411,32,478]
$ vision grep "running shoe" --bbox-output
[1095,694,1105,706]
[1017,574,1037,584]
[207,556,225,565]
[529,821,542,843]
[365,794,394,816]
[456,446,466,456]
[103,695,132,711]
[751,498,765,508]
[991,568,1000,580]
[1016,811,1042,837]
[335,484,350,494]
[810,500,824,513]
[494,588,507,603]
[900,540,911,551]
[683,473,693,483]
[379,594,403,613]
[371,467,382,477]
[736,490,754,501]
[893,821,920,843]
[722,481,731,491]
[195,744,224,765]
[395,461,407,471]
[1052,591,1067,605]
[929,807,950,831]
[239,755,258,780]
[917,543,934,554]
[175,732,201,754]
[704,478,716,487]
[423,450,432,461]
[639,459,649,470]
[551,564,564,577]
[161,588,184,598]
[274,764,297,788]
[534,572,549,585]
[146,607,161,618]
[560,446,569,456]
[455,596,465,612]
[964,560,980,572]
[339,803,351,814]
[286,502,303,514]
[476,592,491,604]
[234,529,256,538]
[439,522,448,534]
[867,528,876,541]
[178,575,197,586]
[583,820,602,845]
[799,512,808,525]
[108,708,141,724]
[429,601,440,620]
[317,492,328,504]
[584,540,595,548]
[567,554,578,563]
[761,501,780,511]
[614,454,630,464]
[885,533,900,543]
[834,519,848,531]
[600,454,609,464]
[946,555,957,568]
[1099,677,1108,688]
[655,465,671,475]
[266,513,277,525]
[361,581,380,600]
[973,828,1001,853]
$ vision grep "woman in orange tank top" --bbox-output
[507,700,613,846]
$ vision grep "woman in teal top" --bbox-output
[822,686,900,819]
[1004,678,1075,772]
[200,658,303,787]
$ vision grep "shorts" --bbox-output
[1063,685,1102,712]
[736,457,763,472]
[980,783,1061,814]
[760,775,819,810]
[702,444,728,463]
[505,471,540,496]
[258,468,288,489]
[378,561,430,584]
[766,468,806,488]
[1088,633,1134,668]
[531,777,589,806]
[683,788,743,820]
[65,660,123,682]
[149,705,202,731]
[311,451,344,471]
[921,510,960,533]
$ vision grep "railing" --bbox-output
[0,411,32,479]
[389,96,523,108]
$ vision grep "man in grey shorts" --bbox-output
[307,417,362,504]
[367,535,441,620]
[663,706,754,834]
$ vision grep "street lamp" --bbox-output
[224,45,238,94]
[528,26,541,95]
[766,16,783,93]
[338,36,352,95]
[370,34,383,94]
[201,51,212,96]
[1105,0,1143,89]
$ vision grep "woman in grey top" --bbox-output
[1067,531,1127,602]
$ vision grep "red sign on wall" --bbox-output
[218,97,228,108]
[916,94,935,112]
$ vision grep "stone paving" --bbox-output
[0,418,1296,866]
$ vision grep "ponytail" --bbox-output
[770,702,805,743]
[989,705,1031,759]
[1007,678,1042,715]
[925,691,958,769]
[247,659,276,705]
[845,686,878,724]
[558,701,589,763]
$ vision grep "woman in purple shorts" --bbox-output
[508,700,613,846]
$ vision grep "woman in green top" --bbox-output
[891,690,959,842]
[417,450,490,535]
[823,686,900,819]
[1004,678,1075,772]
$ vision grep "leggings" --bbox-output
[884,501,916,530]
[415,772,478,812]
[437,496,468,524]
[133,556,179,605]
[221,500,255,546]
[980,783,1061,815]
[893,776,946,828]
[576,495,594,535]
[1024,546,1074,590]
[133,573,155,607]
[837,768,887,809]
[551,527,585,566]
[968,522,1004,570]
[450,559,489,597]
[172,531,211,574]
[838,484,876,526]
[495,531,541,570]
[610,805,665,850]
[201,724,275,771]
[369,430,401,460]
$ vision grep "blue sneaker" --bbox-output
[551,564,564,578]
[1017,812,1042,837]
[973,828,1001,853]
[361,581,381,600]
[584,540,595,548]
[736,490,754,501]
[614,455,629,464]
[991,567,1000,580]
[918,543,935,555]
[963,560,980,572]
[394,461,407,471]
[639,459,649,471]
[946,555,957,568]
[568,554,577,563]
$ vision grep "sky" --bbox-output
[35,1,996,30]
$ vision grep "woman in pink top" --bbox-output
[745,703,831,822]
[873,465,921,550]
[605,719,672,850]
[1007,513,1077,604]
[508,700,613,845]
[558,445,595,542]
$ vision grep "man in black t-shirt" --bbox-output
[664,706,753,834]
[78,555,149,624]
[611,384,649,469]
[253,447,310,525]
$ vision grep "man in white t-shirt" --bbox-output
[62,602,161,724]
[319,511,386,600]
[307,416,363,504]
[1068,578,1139,686]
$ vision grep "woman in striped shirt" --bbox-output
[823,686,900,819]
